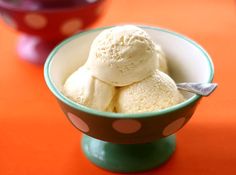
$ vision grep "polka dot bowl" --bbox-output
[44,26,215,172]
[0,0,108,64]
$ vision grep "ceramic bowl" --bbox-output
[44,26,214,172]
[0,0,108,64]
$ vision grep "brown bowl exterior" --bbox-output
[57,97,199,144]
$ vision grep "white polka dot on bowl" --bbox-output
[60,18,82,36]
[24,13,47,29]
[112,119,141,134]
[67,112,89,133]
[95,5,104,15]
[162,117,186,136]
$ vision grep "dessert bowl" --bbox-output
[0,0,107,64]
[44,25,214,172]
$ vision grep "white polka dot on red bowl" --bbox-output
[67,112,89,133]
[112,119,141,134]
[95,5,104,15]
[162,117,186,136]
[60,18,83,36]
[24,13,47,29]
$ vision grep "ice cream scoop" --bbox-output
[86,25,167,86]
[115,70,185,113]
[155,44,168,74]
[63,66,115,111]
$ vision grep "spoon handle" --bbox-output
[176,83,218,96]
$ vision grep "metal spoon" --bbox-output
[176,82,218,96]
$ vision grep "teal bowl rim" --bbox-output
[44,25,215,118]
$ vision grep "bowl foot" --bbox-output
[17,34,59,65]
[82,134,176,173]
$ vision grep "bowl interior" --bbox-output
[48,26,213,100]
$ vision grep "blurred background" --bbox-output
[0,0,236,174]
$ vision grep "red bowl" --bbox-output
[0,0,108,64]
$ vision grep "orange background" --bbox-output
[0,0,236,174]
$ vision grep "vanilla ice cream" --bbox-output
[63,66,115,111]
[86,25,167,86]
[155,44,169,74]
[115,70,185,113]
[63,25,184,113]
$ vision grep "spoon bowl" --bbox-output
[177,82,218,96]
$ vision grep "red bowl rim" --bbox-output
[0,0,106,13]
